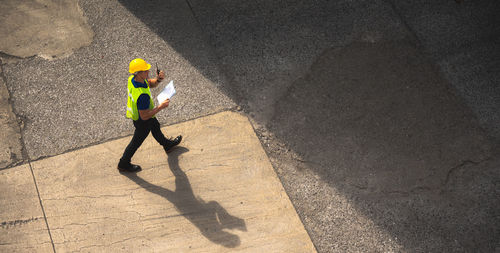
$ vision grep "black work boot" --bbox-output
[117,159,142,172]
[163,135,182,153]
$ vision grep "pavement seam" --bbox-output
[2,59,56,251]
[247,117,320,253]
[183,0,199,27]
[0,59,30,170]
[0,51,25,62]
[27,160,56,253]
[23,107,238,164]
[382,0,423,50]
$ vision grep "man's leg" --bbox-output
[119,120,151,171]
[150,118,182,152]
[149,118,169,146]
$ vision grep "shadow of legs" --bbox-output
[121,147,247,248]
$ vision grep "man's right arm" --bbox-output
[139,99,169,121]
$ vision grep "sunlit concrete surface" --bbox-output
[0,164,53,252]
[19,111,315,252]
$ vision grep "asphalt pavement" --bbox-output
[1,0,499,252]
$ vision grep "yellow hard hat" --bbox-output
[129,58,151,74]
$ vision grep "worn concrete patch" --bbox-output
[269,41,498,252]
[185,0,411,124]
[0,0,93,59]
[0,164,53,252]
[0,65,23,169]
[30,111,315,252]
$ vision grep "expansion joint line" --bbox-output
[382,0,423,47]
[28,158,56,253]
[0,61,56,252]
[27,160,56,253]
[184,0,200,27]
[1,49,56,253]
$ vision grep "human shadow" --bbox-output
[121,147,247,248]
[114,1,500,251]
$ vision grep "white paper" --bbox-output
[157,80,176,104]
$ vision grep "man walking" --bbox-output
[118,58,182,172]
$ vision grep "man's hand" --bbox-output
[139,99,170,120]
[148,70,166,88]
[157,70,165,82]
[159,98,170,109]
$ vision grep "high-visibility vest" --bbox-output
[126,75,154,120]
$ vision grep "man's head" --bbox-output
[134,69,150,81]
[129,58,151,76]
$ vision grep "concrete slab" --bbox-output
[0,0,93,59]
[0,65,24,169]
[0,164,53,252]
[30,111,315,252]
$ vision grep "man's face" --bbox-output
[137,70,149,79]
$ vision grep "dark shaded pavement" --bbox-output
[116,0,500,251]
[1,0,498,251]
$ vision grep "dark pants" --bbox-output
[121,117,169,163]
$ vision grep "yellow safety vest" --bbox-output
[126,75,154,120]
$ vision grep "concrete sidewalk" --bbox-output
[0,111,315,252]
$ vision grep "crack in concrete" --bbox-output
[0,60,28,170]
[50,217,129,230]
[382,0,422,50]
[383,186,436,196]
[0,217,41,229]
[0,51,26,61]
[0,52,38,66]
[68,235,149,253]
[376,157,494,196]
[443,160,480,186]
[43,194,130,201]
